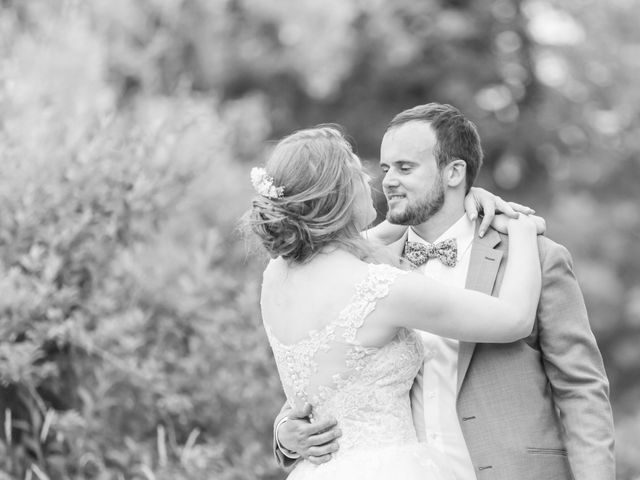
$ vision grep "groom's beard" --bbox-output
[386,173,446,226]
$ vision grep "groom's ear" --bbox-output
[445,159,467,188]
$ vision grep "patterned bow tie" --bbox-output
[404,238,458,267]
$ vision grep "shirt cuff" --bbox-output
[275,417,301,459]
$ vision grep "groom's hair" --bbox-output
[386,103,483,193]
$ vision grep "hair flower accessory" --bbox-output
[250,167,285,199]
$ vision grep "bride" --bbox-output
[246,126,541,479]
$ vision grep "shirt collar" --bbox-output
[407,214,475,253]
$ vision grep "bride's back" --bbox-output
[261,251,390,345]
[261,253,424,452]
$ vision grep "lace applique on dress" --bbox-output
[336,264,399,343]
[263,321,338,402]
[264,263,425,453]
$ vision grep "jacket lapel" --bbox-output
[457,227,504,394]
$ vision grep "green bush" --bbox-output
[0,6,282,479]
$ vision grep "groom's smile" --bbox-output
[386,193,406,203]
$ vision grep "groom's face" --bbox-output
[380,121,446,225]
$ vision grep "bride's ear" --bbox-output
[445,159,467,188]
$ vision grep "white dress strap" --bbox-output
[336,263,407,343]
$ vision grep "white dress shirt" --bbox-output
[408,214,477,480]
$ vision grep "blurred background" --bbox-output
[0,0,638,479]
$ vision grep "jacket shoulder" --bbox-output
[491,228,571,266]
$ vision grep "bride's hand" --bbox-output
[492,213,546,235]
[464,187,536,237]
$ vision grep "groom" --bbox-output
[272,103,615,479]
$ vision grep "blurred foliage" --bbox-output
[0,0,638,479]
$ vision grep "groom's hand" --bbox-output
[277,404,342,465]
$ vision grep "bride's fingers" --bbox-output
[463,193,479,221]
[478,201,496,238]
[494,196,519,218]
[489,214,510,234]
[508,201,535,215]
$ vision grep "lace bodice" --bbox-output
[264,263,425,453]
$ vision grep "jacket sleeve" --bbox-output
[537,239,615,480]
[272,401,299,470]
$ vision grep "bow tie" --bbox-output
[404,238,458,267]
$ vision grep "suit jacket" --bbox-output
[273,227,615,480]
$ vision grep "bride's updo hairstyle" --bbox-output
[248,125,374,264]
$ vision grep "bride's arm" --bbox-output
[361,221,406,244]
[363,213,546,245]
[492,213,546,236]
[362,186,538,244]
[376,215,541,342]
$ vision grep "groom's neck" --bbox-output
[411,200,465,243]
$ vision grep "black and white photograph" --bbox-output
[0,1,638,479]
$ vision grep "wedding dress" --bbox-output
[264,263,453,480]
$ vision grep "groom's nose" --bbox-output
[382,170,400,190]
